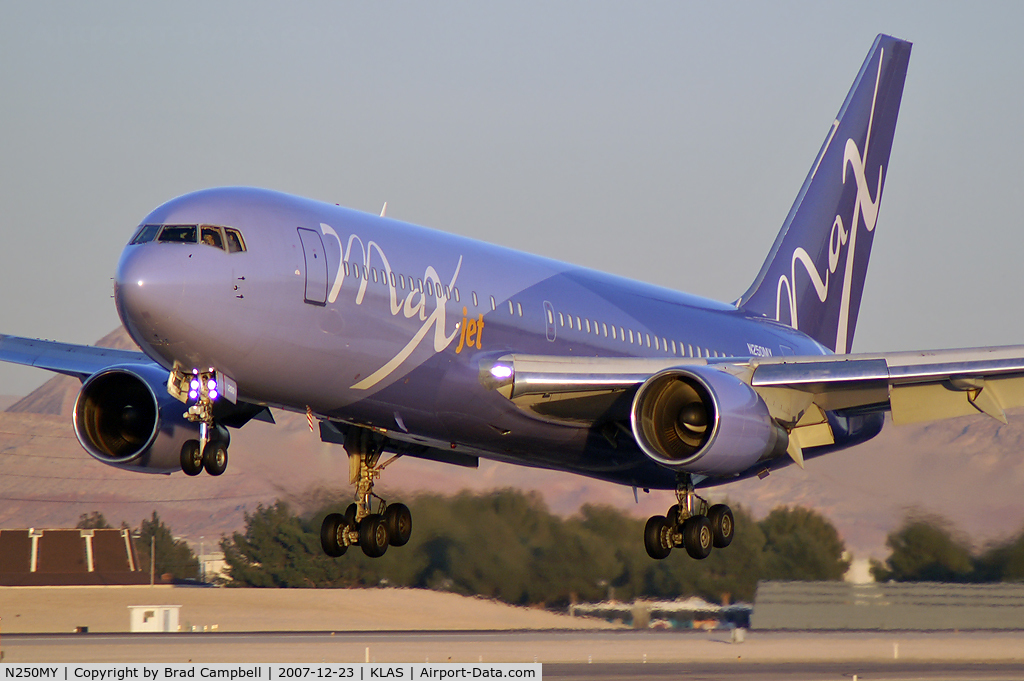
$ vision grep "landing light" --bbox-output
[210,389,219,401]
[190,379,200,390]
[490,364,513,380]
[208,379,217,391]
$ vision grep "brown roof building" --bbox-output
[0,528,149,586]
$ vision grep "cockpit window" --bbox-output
[224,228,245,253]
[130,224,161,245]
[157,225,198,244]
[201,226,224,250]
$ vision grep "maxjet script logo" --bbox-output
[318,222,464,390]
[775,49,887,354]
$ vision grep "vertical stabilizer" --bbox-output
[737,35,911,353]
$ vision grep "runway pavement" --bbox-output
[2,629,1023,680]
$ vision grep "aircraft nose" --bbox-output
[114,244,186,350]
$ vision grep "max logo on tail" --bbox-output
[775,50,887,354]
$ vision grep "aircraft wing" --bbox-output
[0,334,154,381]
[486,345,1024,432]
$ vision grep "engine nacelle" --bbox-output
[630,366,787,476]
[73,364,199,474]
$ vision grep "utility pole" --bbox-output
[150,535,155,586]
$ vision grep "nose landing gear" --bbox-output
[643,473,734,560]
[319,427,414,559]
[169,367,231,477]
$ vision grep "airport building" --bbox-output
[0,527,148,586]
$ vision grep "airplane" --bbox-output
[3,33,1023,562]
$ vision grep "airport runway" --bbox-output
[3,630,1022,679]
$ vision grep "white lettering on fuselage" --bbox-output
[774,49,886,354]
[318,223,463,390]
[746,343,772,358]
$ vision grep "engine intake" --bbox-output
[630,366,787,476]
[74,364,199,473]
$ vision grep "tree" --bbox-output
[76,511,113,529]
[871,513,973,582]
[221,501,349,588]
[976,525,1024,582]
[219,489,857,605]
[135,511,199,581]
[759,506,849,581]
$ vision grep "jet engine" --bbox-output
[73,363,199,473]
[630,366,787,476]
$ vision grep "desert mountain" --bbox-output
[2,327,1023,560]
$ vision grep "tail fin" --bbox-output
[737,34,911,353]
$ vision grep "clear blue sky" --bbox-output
[1,2,1022,394]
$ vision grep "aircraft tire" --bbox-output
[644,515,673,560]
[667,504,682,527]
[360,514,389,558]
[683,516,713,560]
[708,504,734,548]
[320,513,347,557]
[344,503,358,529]
[180,441,203,476]
[384,503,412,547]
[203,442,228,476]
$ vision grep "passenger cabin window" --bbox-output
[158,225,197,244]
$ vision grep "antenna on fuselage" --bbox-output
[379,202,388,217]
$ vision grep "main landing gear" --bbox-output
[320,428,413,559]
[644,473,734,560]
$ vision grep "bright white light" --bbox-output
[189,390,198,400]
[489,364,513,380]
[190,379,200,390]
[208,379,217,391]
[209,389,219,401]
[137,280,144,287]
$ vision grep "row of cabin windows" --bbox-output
[344,263,521,317]
[336,267,722,357]
[343,261,462,302]
[555,309,724,358]
[130,224,246,253]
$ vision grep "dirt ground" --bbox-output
[0,585,616,634]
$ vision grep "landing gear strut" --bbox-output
[319,427,413,559]
[643,473,734,560]
[170,367,231,477]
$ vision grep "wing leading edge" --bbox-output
[0,334,154,381]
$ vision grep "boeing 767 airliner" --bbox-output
[3,34,1022,560]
